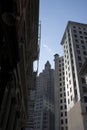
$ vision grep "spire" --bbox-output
[45,61,51,70]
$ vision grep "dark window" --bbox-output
[81,40,84,44]
[61,127,64,130]
[86,107,87,112]
[65,105,67,109]
[75,39,79,43]
[61,112,63,117]
[80,36,83,39]
[60,88,62,91]
[76,44,79,48]
[73,30,77,33]
[60,105,63,110]
[78,56,81,61]
[77,50,80,54]
[60,99,63,103]
[65,119,67,124]
[65,111,67,116]
[82,45,86,49]
[85,37,87,39]
[73,26,76,28]
[84,32,87,35]
[64,98,66,103]
[79,31,82,34]
[74,34,77,38]
[83,51,87,55]
[61,119,64,124]
[60,94,62,97]
[84,96,87,103]
[81,78,86,84]
[79,62,82,67]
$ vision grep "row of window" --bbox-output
[73,25,87,31]
[60,104,67,110]
[61,111,67,117]
[73,29,87,35]
[61,118,67,124]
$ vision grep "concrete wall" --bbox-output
[68,101,84,130]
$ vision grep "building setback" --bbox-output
[61,21,87,130]
[0,0,40,130]
[54,54,68,130]
[34,61,55,130]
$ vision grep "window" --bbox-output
[85,37,87,39]
[81,40,84,44]
[67,91,69,96]
[76,44,79,48]
[61,119,64,124]
[65,119,67,124]
[69,80,71,84]
[73,26,76,28]
[83,87,87,93]
[84,96,87,103]
[78,56,81,61]
[70,87,72,92]
[74,34,77,38]
[75,39,79,43]
[66,126,68,130]
[71,95,73,101]
[79,62,82,67]
[60,105,63,110]
[65,111,67,116]
[64,92,66,96]
[80,36,83,39]
[84,32,87,35]
[81,78,86,84]
[64,98,66,103]
[61,112,63,117]
[86,107,87,113]
[73,30,77,33]
[60,88,62,91]
[60,83,62,86]
[77,50,80,54]
[83,51,87,55]
[65,105,67,109]
[79,31,82,34]
[82,45,86,49]
[61,127,64,130]
[60,99,63,103]
[60,94,62,97]
[60,78,62,81]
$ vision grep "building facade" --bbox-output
[54,54,68,130]
[61,21,87,130]
[0,0,40,130]
[34,61,55,130]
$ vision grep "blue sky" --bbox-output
[38,0,87,73]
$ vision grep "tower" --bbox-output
[61,21,87,130]
[34,61,55,130]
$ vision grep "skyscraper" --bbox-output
[34,61,55,130]
[54,54,68,130]
[61,21,87,130]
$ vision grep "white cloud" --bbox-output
[43,44,54,54]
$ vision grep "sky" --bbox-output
[38,0,87,74]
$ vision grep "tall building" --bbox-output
[0,0,40,130]
[34,61,55,130]
[61,21,87,130]
[54,54,68,130]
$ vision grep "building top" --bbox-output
[45,61,51,70]
[61,21,87,45]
